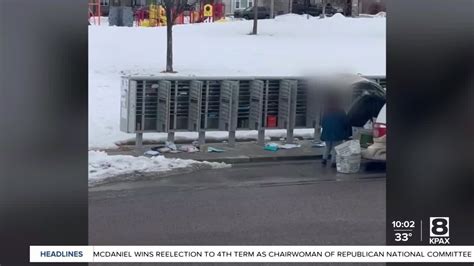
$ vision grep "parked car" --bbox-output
[293,3,339,17]
[341,76,385,162]
[361,105,387,161]
[361,104,386,161]
[234,6,270,19]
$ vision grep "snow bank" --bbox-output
[274,13,314,22]
[327,13,346,20]
[359,12,386,18]
[89,16,110,27]
[114,129,314,146]
[89,150,229,183]
[89,17,385,148]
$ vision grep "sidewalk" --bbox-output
[105,140,325,164]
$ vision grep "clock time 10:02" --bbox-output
[392,220,415,228]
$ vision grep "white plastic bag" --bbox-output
[336,154,361,174]
[179,145,199,153]
[335,140,361,156]
[334,140,362,174]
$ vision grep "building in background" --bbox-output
[221,0,289,16]
[98,0,150,16]
[220,0,252,15]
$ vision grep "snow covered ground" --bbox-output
[89,150,229,184]
[89,14,386,149]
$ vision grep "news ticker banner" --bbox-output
[30,245,474,263]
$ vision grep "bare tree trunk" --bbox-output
[305,0,310,19]
[252,0,258,34]
[165,10,174,72]
[270,0,274,18]
[321,0,326,18]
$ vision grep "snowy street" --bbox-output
[89,160,385,245]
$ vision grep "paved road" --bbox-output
[89,160,386,246]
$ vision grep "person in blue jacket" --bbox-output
[320,96,352,167]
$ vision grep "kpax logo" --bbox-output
[429,217,450,245]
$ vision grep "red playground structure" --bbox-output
[88,0,101,25]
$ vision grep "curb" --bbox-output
[173,154,324,164]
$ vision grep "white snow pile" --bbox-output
[89,14,385,149]
[360,12,386,18]
[273,13,314,22]
[327,13,346,19]
[89,16,110,26]
[88,150,229,183]
[114,128,315,146]
[375,12,386,17]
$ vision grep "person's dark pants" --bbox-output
[323,140,343,164]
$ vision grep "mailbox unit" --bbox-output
[120,75,385,149]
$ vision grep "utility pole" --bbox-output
[289,0,293,13]
[305,0,310,19]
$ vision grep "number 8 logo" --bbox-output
[430,217,449,237]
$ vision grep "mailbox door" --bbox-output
[230,82,240,131]
[120,79,137,133]
[278,80,297,129]
[157,80,171,132]
[306,84,322,128]
[249,80,265,130]
[289,81,297,130]
[218,80,239,131]
[188,80,203,131]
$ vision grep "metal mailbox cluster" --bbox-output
[120,76,385,148]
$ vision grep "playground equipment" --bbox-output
[134,3,225,27]
[211,2,225,21]
[199,2,225,23]
[136,4,167,27]
[202,4,213,22]
[88,0,101,25]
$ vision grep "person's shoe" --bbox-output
[321,159,327,166]
[331,162,337,168]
